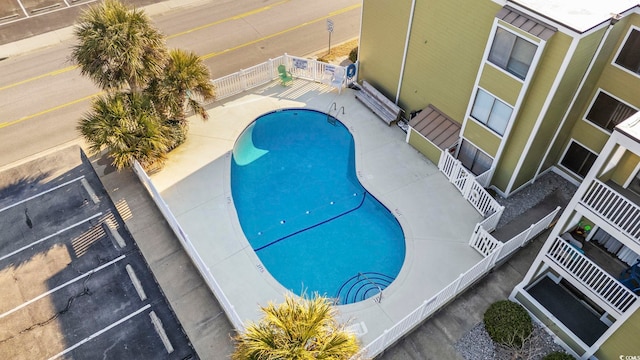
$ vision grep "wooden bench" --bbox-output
[354,80,402,125]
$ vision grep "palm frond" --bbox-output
[232,294,363,360]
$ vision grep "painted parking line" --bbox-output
[47,303,151,360]
[0,254,125,320]
[0,0,97,27]
[0,175,84,213]
[16,0,29,18]
[0,212,102,262]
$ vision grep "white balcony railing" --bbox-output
[546,236,638,315]
[581,179,640,243]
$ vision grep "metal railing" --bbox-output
[357,272,383,303]
[546,235,638,315]
[581,179,640,243]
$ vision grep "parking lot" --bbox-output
[0,0,161,45]
[0,146,197,359]
[0,0,96,26]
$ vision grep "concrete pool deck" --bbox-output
[149,79,484,345]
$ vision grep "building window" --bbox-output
[470,89,513,136]
[488,27,537,80]
[561,141,597,178]
[615,28,640,75]
[458,140,493,176]
[586,91,637,132]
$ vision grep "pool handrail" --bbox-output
[357,272,383,303]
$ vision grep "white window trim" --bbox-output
[469,86,513,138]
[558,139,599,179]
[486,24,540,83]
[460,18,546,189]
[611,25,640,79]
[582,88,639,135]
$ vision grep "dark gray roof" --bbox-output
[409,105,460,150]
[496,6,557,41]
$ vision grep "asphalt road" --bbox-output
[0,0,361,167]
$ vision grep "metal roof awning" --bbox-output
[496,6,557,41]
[409,105,460,150]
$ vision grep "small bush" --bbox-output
[348,47,358,63]
[543,351,575,360]
[483,300,532,347]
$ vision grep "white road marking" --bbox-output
[0,254,125,319]
[0,212,103,262]
[16,0,29,18]
[0,175,84,213]
[0,0,99,27]
[47,304,151,360]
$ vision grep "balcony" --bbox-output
[544,236,638,316]
[580,179,640,246]
[527,276,610,346]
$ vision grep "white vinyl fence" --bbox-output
[131,55,562,359]
[132,161,245,330]
[470,206,561,259]
[208,53,356,103]
[438,150,504,231]
[356,205,561,359]
[350,148,562,360]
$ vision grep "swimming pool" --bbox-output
[231,109,405,304]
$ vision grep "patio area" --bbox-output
[148,78,484,346]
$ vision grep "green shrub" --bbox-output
[542,351,575,360]
[483,300,532,347]
[348,47,358,63]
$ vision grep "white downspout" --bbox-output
[534,19,617,179]
[395,0,417,106]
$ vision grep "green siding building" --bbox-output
[359,1,640,358]
[358,0,640,197]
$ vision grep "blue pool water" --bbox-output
[231,109,405,304]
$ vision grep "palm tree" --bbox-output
[151,48,216,121]
[78,92,171,170]
[147,48,216,148]
[232,294,362,360]
[71,0,167,92]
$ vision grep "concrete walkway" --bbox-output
[92,155,236,359]
[150,80,484,346]
[377,189,571,360]
[88,83,571,359]
[91,148,566,360]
